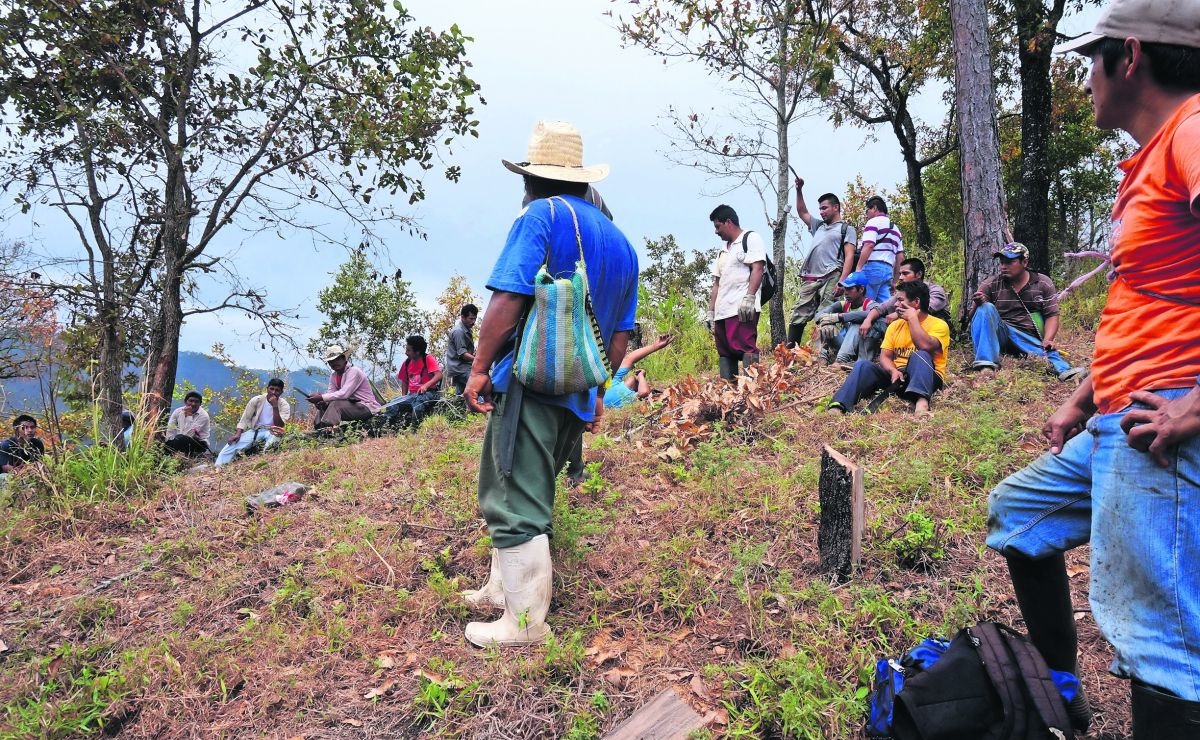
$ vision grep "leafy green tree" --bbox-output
[0,240,56,381]
[807,0,957,254]
[923,58,1127,293]
[0,0,481,440]
[994,0,1102,273]
[427,273,482,363]
[639,234,711,309]
[307,251,426,379]
[617,0,834,345]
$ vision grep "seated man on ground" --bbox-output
[386,334,444,428]
[163,391,212,458]
[0,414,46,480]
[827,281,949,415]
[306,345,381,429]
[215,378,291,466]
[812,271,875,365]
[969,242,1087,381]
[858,257,950,360]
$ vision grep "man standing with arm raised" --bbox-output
[786,176,856,347]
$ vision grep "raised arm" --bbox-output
[794,176,814,228]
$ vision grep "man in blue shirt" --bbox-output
[460,121,638,648]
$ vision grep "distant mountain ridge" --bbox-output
[0,351,327,417]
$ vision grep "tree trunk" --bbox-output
[893,119,935,255]
[770,142,789,347]
[767,20,791,348]
[145,265,184,425]
[145,164,191,424]
[96,256,126,446]
[951,0,1008,324]
[1013,0,1065,274]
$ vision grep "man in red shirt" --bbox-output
[987,1,1200,735]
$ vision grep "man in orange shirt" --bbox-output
[986,1,1200,736]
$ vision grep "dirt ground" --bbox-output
[1,336,1134,738]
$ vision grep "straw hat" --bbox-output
[322,344,347,363]
[502,121,609,183]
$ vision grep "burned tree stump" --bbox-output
[818,446,864,580]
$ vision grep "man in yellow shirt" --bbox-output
[827,281,949,415]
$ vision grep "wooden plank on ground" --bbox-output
[818,445,864,580]
[604,687,706,740]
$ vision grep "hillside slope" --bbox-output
[0,338,1130,739]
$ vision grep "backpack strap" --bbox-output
[997,624,1073,738]
[971,623,1026,739]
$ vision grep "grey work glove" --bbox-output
[816,322,840,343]
[737,294,757,323]
[814,313,842,328]
[705,309,716,331]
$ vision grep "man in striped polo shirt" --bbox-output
[855,195,904,303]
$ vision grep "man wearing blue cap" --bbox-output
[968,242,1087,381]
[811,271,875,365]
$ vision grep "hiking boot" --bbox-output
[970,360,998,372]
[1057,367,1089,383]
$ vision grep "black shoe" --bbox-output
[1132,681,1200,739]
[1066,683,1092,735]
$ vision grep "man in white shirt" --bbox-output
[163,391,211,457]
[215,378,292,466]
[706,204,765,380]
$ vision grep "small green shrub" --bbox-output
[890,511,946,571]
[410,657,482,728]
[1,646,131,739]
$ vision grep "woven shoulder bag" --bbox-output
[513,196,612,395]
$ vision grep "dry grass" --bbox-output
[0,331,1131,739]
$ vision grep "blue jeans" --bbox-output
[970,303,1069,374]
[862,261,894,303]
[215,428,280,466]
[386,391,440,425]
[830,352,942,410]
[987,388,1200,699]
[822,325,868,364]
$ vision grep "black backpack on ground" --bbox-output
[888,622,1073,740]
[740,230,778,306]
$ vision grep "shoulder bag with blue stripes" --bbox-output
[513,196,612,395]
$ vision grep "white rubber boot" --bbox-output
[465,534,552,648]
[460,548,505,610]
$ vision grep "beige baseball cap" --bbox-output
[1055,0,1200,54]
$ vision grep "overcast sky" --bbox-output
[5,0,1103,371]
